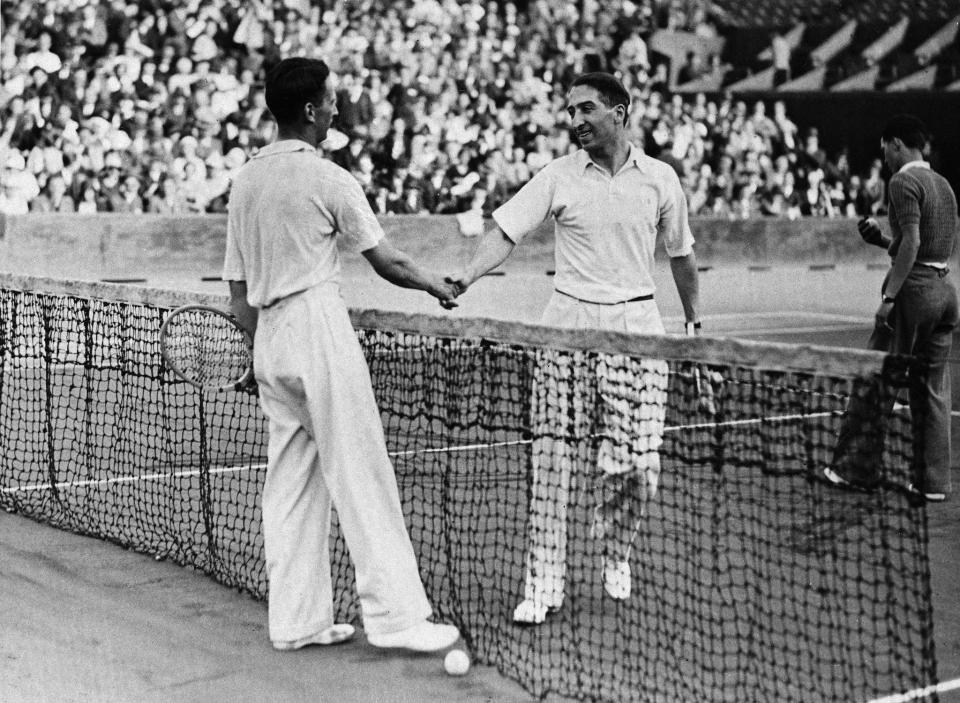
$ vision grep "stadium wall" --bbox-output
[0,213,889,282]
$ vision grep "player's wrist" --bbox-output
[465,265,484,286]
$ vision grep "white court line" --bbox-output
[1,443,533,495]
[894,402,960,419]
[1,411,835,495]
[1,463,265,495]
[390,440,530,457]
[668,410,838,432]
[724,323,871,336]
[11,403,960,495]
[664,310,872,336]
[664,310,870,325]
[865,677,960,703]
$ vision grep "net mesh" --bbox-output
[0,275,939,703]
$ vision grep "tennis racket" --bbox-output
[160,304,254,392]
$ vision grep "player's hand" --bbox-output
[234,359,259,396]
[875,300,894,331]
[857,217,884,247]
[686,321,719,416]
[233,347,259,395]
[694,367,721,416]
[444,269,472,297]
[234,376,260,396]
[430,276,460,309]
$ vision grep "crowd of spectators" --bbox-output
[0,0,888,220]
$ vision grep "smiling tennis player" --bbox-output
[447,72,704,624]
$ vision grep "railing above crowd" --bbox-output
[0,0,955,220]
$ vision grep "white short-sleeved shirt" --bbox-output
[222,139,384,308]
[493,144,694,304]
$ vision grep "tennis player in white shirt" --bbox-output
[448,72,703,624]
[223,57,461,652]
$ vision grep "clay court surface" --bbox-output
[2,262,959,703]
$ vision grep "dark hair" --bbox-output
[881,114,929,150]
[264,58,330,125]
[569,72,630,125]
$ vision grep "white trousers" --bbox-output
[524,292,668,605]
[255,282,432,642]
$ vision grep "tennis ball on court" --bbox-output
[444,648,470,676]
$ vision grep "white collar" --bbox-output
[580,143,648,174]
[898,160,930,174]
[252,139,317,159]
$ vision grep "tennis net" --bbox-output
[0,273,939,703]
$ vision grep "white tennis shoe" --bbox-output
[907,483,947,502]
[272,623,356,650]
[602,558,631,600]
[367,621,460,651]
[823,467,852,487]
[512,596,562,625]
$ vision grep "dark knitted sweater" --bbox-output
[887,164,958,262]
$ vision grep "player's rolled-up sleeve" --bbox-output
[659,167,695,257]
[327,175,386,253]
[222,203,246,281]
[492,166,556,243]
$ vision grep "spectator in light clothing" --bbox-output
[22,31,62,75]
[113,173,144,213]
[616,30,650,74]
[0,151,40,214]
[32,173,76,212]
[771,31,791,86]
[76,181,100,214]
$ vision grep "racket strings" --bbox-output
[165,311,250,387]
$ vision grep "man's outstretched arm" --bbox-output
[363,239,460,308]
[446,225,517,295]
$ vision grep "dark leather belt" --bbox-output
[556,289,654,305]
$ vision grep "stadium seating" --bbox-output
[0,0,956,221]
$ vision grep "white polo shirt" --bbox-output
[223,139,384,308]
[493,144,694,304]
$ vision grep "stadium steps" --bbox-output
[711,15,957,92]
[824,20,901,88]
[712,0,958,27]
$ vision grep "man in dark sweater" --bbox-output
[826,114,959,502]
